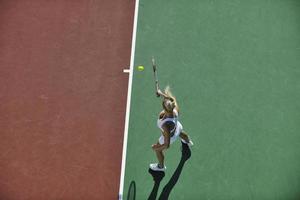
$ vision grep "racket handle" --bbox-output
[156,85,160,97]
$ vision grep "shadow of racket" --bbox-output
[127,181,136,200]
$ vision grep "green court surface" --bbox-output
[123,0,300,199]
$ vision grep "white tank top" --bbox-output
[157,109,178,133]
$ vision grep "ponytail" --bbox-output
[164,86,179,112]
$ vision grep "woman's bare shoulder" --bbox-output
[173,108,179,116]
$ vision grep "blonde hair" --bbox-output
[163,86,179,112]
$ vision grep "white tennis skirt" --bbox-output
[158,121,183,145]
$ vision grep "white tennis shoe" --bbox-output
[188,140,194,147]
[149,163,166,171]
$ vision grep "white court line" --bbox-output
[118,0,140,199]
[123,69,130,73]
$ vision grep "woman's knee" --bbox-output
[180,130,188,137]
[156,150,163,155]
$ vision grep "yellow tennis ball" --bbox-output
[137,65,144,71]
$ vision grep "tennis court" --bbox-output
[120,0,300,199]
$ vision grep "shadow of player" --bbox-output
[148,142,192,200]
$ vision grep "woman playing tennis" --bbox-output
[150,86,193,171]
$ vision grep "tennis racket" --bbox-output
[151,57,160,97]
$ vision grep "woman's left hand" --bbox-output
[156,89,163,97]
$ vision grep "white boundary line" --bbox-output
[118,0,140,199]
[123,69,130,73]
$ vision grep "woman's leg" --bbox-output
[153,142,165,167]
[155,149,164,168]
[179,130,190,143]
